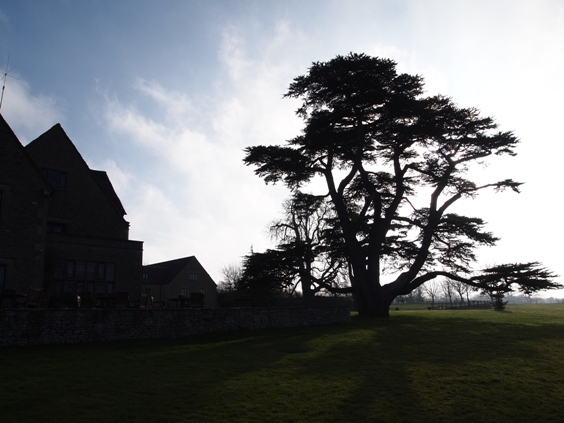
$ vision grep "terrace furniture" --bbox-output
[138,293,149,309]
[168,296,188,308]
[151,298,167,308]
[25,288,43,308]
[0,288,25,308]
[130,293,149,308]
[96,293,116,309]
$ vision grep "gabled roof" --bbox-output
[143,256,216,286]
[0,114,53,192]
[26,123,79,157]
[26,123,126,216]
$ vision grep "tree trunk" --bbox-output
[301,281,315,305]
[354,285,394,317]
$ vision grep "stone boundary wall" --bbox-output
[0,307,350,347]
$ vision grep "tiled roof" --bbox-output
[143,256,196,285]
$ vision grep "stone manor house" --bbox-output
[0,114,216,307]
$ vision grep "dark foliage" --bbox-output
[238,249,297,299]
[240,192,349,303]
[470,262,559,311]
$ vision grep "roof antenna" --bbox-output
[0,52,15,113]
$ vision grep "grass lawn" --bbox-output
[1,304,563,422]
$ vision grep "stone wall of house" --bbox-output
[1,117,51,292]
[44,233,144,297]
[25,124,131,241]
[0,307,350,347]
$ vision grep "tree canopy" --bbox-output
[238,192,348,303]
[244,53,560,316]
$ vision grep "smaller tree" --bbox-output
[238,249,298,302]
[422,279,441,307]
[451,280,469,305]
[218,263,243,293]
[241,192,349,304]
[441,279,455,307]
[470,262,559,311]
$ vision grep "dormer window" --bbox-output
[41,168,67,188]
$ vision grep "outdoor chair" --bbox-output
[151,297,167,308]
[25,287,43,308]
[0,288,20,308]
[138,293,149,309]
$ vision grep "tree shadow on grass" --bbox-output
[293,312,564,422]
[1,310,564,422]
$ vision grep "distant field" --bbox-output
[1,304,563,422]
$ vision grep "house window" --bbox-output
[59,172,67,188]
[76,261,85,280]
[41,168,67,188]
[66,261,75,279]
[142,272,149,281]
[97,263,105,280]
[189,272,198,281]
[106,263,115,281]
[0,190,3,214]
[0,265,6,290]
[181,288,188,296]
[86,262,96,280]
[53,260,115,293]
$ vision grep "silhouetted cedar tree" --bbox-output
[243,53,560,317]
[470,262,558,311]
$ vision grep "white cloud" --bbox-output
[0,75,65,143]
[99,23,310,280]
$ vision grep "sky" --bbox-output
[1,0,563,297]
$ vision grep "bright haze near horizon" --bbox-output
[1,1,563,298]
